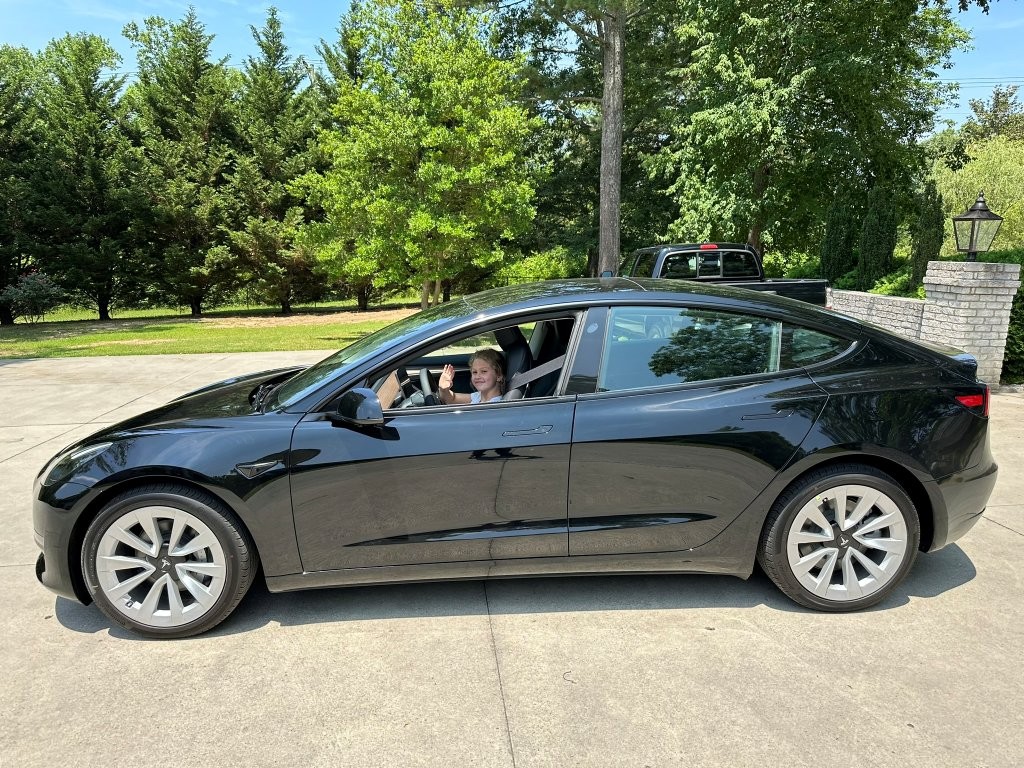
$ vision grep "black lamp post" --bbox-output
[953,191,1003,262]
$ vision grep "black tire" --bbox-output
[81,483,259,638]
[757,464,920,612]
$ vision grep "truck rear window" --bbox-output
[721,250,759,277]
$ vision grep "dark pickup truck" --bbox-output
[621,243,828,306]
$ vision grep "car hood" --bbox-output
[88,366,306,439]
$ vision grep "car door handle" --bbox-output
[740,408,795,421]
[502,425,553,437]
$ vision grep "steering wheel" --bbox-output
[420,365,440,405]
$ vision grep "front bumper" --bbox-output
[33,480,93,604]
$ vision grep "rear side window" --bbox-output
[598,307,851,392]
[630,251,657,277]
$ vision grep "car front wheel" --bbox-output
[82,484,258,638]
[758,464,920,611]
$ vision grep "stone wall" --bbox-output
[827,261,1021,385]
[829,290,924,340]
[921,261,1020,384]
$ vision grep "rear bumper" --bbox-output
[927,459,998,552]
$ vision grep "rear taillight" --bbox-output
[955,386,989,416]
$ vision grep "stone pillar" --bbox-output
[921,261,1021,384]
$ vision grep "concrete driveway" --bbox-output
[1,353,1022,768]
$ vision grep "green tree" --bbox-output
[33,34,142,320]
[910,180,944,285]
[499,0,680,275]
[819,195,861,284]
[123,10,237,316]
[225,7,320,313]
[656,0,966,255]
[304,0,538,309]
[0,46,42,325]
[858,186,898,290]
[932,136,1024,254]
[963,85,1024,143]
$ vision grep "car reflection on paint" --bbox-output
[33,278,997,638]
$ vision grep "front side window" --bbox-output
[370,316,576,410]
[598,307,850,392]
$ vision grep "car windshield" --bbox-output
[269,299,472,409]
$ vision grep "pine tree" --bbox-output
[820,196,859,284]
[35,34,140,320]
[224,8,319,314]
[857,186,898,290]
[123,10,237,316]
[910,180,944,286]
[0,45,41,324]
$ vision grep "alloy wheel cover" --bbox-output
[95,505,228,628]
[786,483,909,602]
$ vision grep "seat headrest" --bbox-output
[494,326,528,350]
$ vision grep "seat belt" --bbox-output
[507,354,566,393]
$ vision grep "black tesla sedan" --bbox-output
[33,279,998,638]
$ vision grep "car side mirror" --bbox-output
[330,388,385,428]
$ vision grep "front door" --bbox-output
[290,397,575,571]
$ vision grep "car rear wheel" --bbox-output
[82,484,258,638]
[758,464,920,611]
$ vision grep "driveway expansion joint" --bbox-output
[483,581,518,768]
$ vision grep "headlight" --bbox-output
[41,442,113,487]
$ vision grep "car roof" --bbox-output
[454,278,840,328]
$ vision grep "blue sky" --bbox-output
[2,0,1023,127]
[0,1,350,68]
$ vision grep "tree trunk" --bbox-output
[190,296,202,317]
[280,298,291,314]
[421,280,431,310]
[442,281,451,303]
[98,297,111,321]
[0,305,14,325]
[357,285,370,311]
[432,279,441,306]
[598,6,626,277]
[747,164,770,254]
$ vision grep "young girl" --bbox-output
[438,348,506,404]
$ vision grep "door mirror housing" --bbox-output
[330,388,385,427]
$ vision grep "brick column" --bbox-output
[921,261,1021,384]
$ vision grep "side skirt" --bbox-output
[265,551,752,593]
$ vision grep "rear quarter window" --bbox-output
[779,327,852,368]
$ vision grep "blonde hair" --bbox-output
[469,348,506,392]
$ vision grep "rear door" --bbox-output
[567,305,841,556]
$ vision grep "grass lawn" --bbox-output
[0,307,415,359]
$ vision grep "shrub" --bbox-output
[0,272,65,323]
[761,251,821,279]
[493,247,588,285]
[869,264,921,298]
